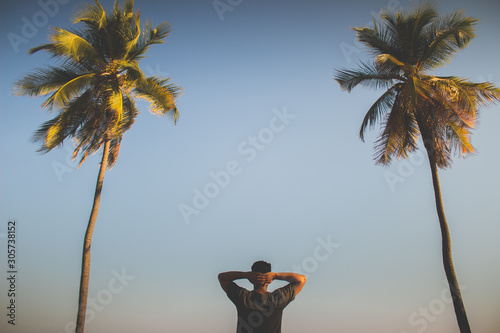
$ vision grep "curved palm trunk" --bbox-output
[75,139,110,333]
[426,152,471,333]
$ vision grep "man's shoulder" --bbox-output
[273,283,295,294]
[270,283,296,305]
[226,281,249,298]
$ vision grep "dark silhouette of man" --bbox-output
[218,261,306,333]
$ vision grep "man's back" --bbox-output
[226,282,296,333]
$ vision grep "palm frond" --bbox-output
[29,28,101,64]
[42,73,94,110]
[106,90,139,168]
[374,109,404,165]
[14,66,89,97]
[408,2,438,52]
[352,26,397,59]
[430,76,500,128]
[419,9,477,70]
[133,76,181,122]
[445,77,500,107]
[126,21,171,61]
[32,89,94,152]
[73,109,110,167]
[334,61,403,92]
[124,11,141,57]
[73,0,107,29]
[359,86,397,141]
[374,95,420,165]
[447,122,475,156]
[375,54,405,68]
[379,2,438,64]
[105,82,124,130]
[32,117,62,152]
[123,0,135,16]
[120,90,139,131]
[106,136,122,168]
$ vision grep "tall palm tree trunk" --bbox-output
[76,139,110,333]
[426,151,471,333]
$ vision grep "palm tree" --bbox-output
[334,2,499,332]
[14,1,181,332]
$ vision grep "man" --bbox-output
[218,261,306,333]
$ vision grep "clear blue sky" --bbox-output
[1,0,499,332]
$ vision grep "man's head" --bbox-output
[251,260,271,274]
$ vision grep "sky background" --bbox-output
[1,0,499,332]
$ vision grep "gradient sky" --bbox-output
[1,0,499,332]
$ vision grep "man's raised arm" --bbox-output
[218,271,256,292]
[218,271,306,294]
[270,272,307,294]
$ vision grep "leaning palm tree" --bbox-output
[14,1,181,332]
[334,2,499,332]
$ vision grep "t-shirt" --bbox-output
[225,282,296,333]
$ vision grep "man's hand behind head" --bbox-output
[247,272,260,286]
[248,272,274,286]
[260,272,275,286]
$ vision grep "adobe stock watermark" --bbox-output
[213,0,243,21]
[384,148,426,192]
[477,73,500,88]
[52,267,135,333]
[178,107,296,224]
[145,64,170,78]
[51,143,79,182]
[7,0,73,54]
[339,0,401,64]
[399,281,468,333]
[291,234,340,277]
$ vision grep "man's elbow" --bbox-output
[292,274,306,286]
[218,273,229,291]
[292,274,306,295]
[218,273,227,284]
